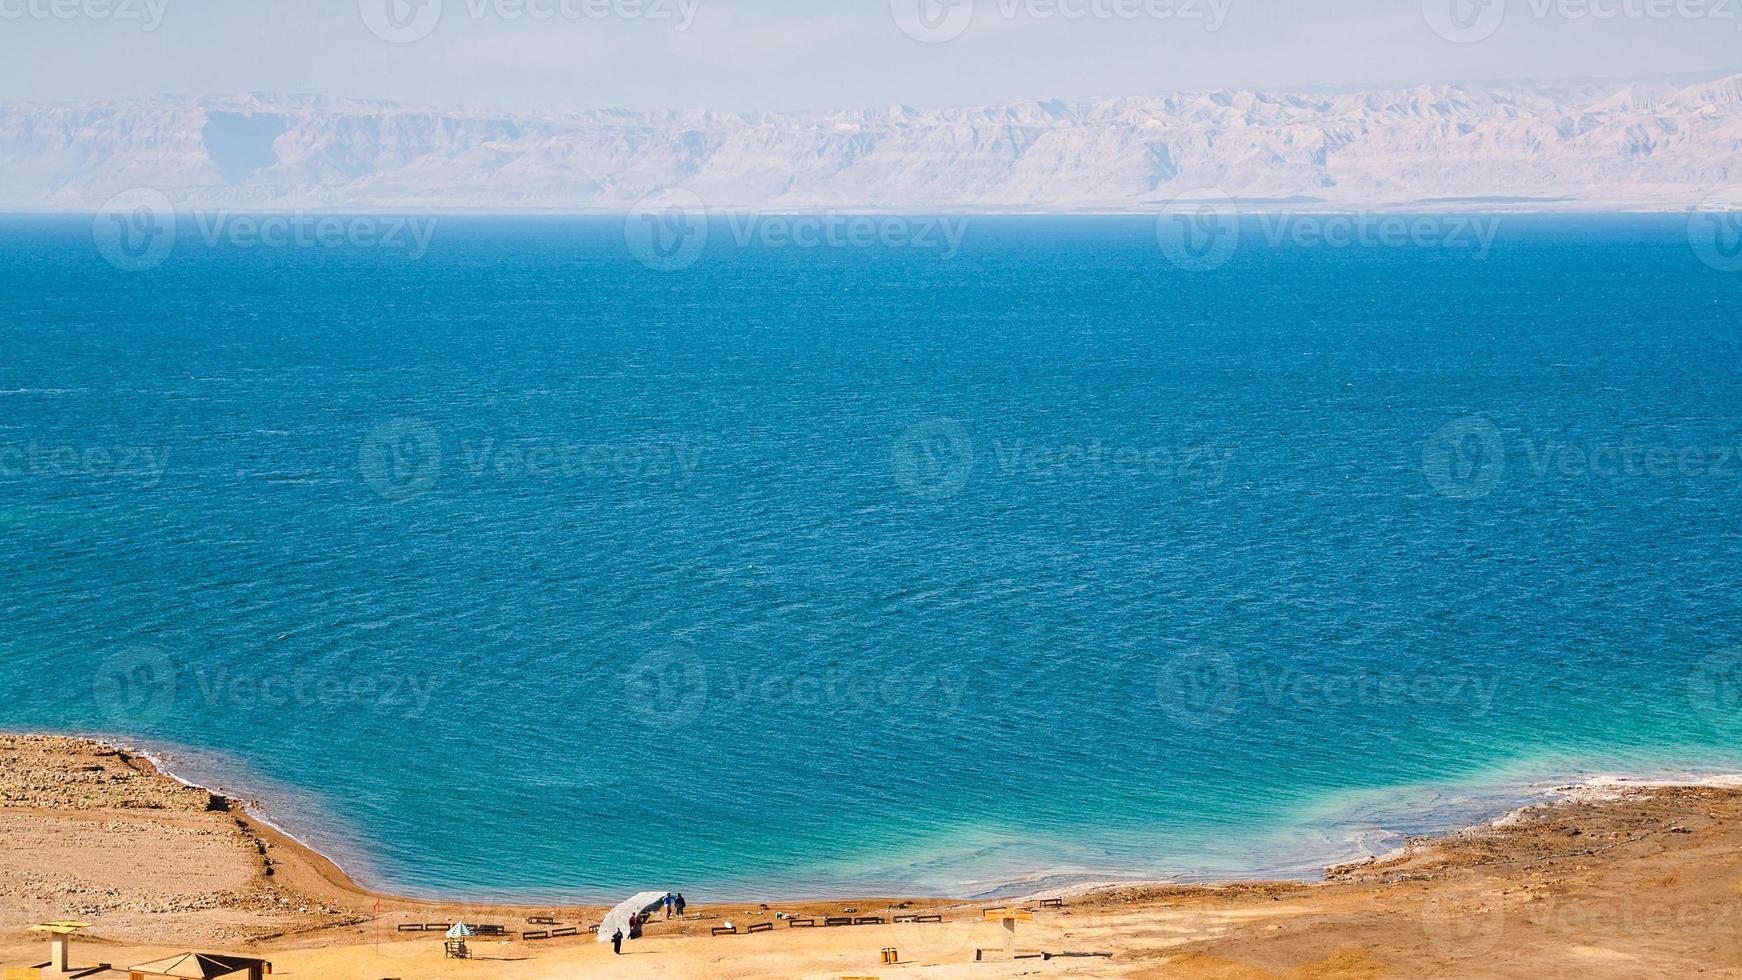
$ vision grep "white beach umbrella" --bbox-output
[446,922,473,939]
[595,891,669,942]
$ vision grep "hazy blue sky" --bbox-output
[1,0,1735,111]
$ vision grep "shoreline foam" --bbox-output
[14,727,1742,908]
[9,731,1742,977]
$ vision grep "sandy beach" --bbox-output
[0,734,1738,978]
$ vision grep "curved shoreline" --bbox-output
[20,728,1742,908]
[10,731,1742,977]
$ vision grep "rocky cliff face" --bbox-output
[4,79,1739,210]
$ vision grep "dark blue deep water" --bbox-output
[2,213,1739,901]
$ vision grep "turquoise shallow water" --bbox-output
[1,213,1740,901]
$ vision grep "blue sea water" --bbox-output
[1,213,1740,902]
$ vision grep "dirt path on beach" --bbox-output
[2,734,1740,978]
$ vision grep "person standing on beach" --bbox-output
[611,928,623,954]
[674,893,686,917]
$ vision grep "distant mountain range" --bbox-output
[5,76,1741,211]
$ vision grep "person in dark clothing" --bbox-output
[674,893,687,917]
[628,913,642,940]
[611,928,623,954]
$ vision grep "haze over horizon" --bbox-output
[0,0,1737,114]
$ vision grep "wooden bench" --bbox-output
[551,926,578,938]
[521,930,550,941]
[854,916,885,925]
[711,926,738,936]
[424,923,451,931]
[473,924,506,936]
[914,914,943,923]
[1040,899,1064,909]
[824,917,854,927]
[747,922,773,933]
[787,917,816,927]
[526,915,556,925]
[395,923,426,932]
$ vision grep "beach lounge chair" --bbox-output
[824,917,853,927]
[526,915,556,925]
[854,916,885,925]
[551,926,578,938]
[747,922,773,933]
[787,917,816,927]
[711,926,738,936]
[521,930,550,941]
[914,914,943,923]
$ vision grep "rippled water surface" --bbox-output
[2,214,1739,900]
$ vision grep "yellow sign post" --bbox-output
[980,908,1032,959]
[26,921,92,974]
